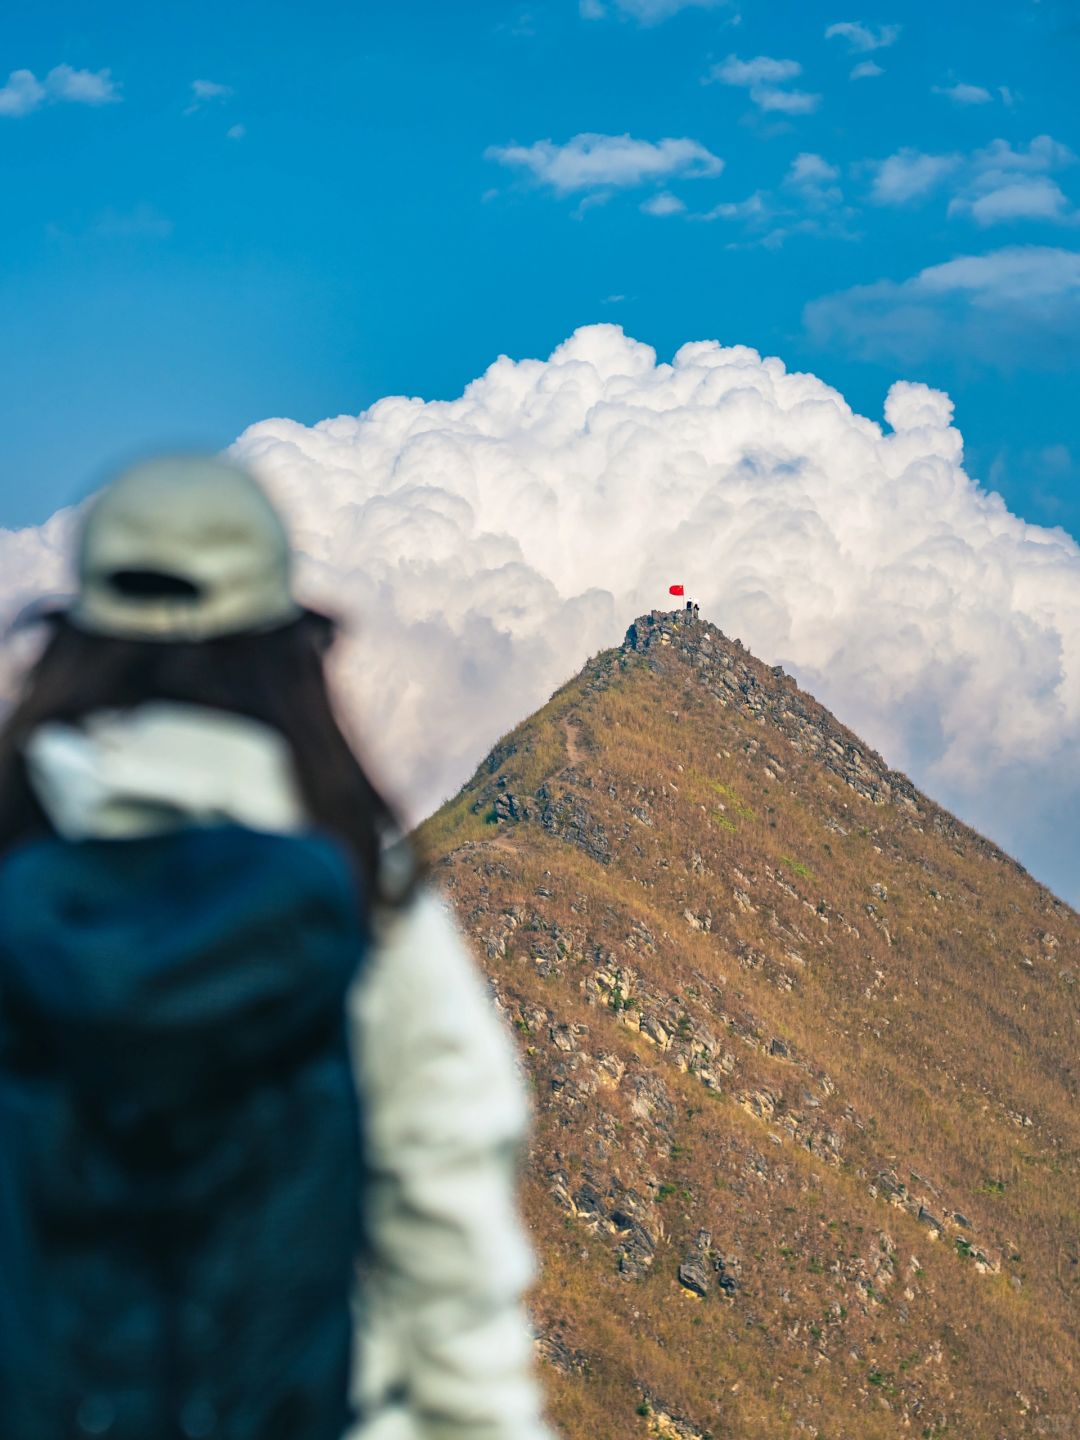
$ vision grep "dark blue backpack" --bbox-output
[0,824,367,1440]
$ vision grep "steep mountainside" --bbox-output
[416,610,1079,1440]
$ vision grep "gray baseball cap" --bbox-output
[67,454,305,642]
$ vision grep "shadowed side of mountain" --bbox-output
[417,610,1079,1440]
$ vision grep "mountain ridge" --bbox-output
[417,608,1078,1440]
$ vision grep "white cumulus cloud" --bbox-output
[0,64,119,116]
[486,133,723,194]
[4,327,1078,902]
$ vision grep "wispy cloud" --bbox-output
[933,82,993,105]
[824,20,901,52]
[870,134,1076,225]
[805,244,1080,369]
[973,135,1074,175]
[185,78,234,115]
[0,64,119,118]
[950,178,1073,226]
[47,65,119,105]
[486,132,723,195]
[581,0,726,21]
[699,191,771,223]
[0,71,43,117]
[947,135,1076,226]
[850,60,883,79]
[691,153,853,247]
[869,148,962,205]
[785,152,843,208]
[640,190,687,215]
[707,54,820,114]
[193,78,233,101]
[709,55,801,86]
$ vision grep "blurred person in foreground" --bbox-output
[0,456,553,1440]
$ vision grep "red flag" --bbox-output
[669,584,685,597]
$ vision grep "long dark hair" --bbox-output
[0,613,417,908]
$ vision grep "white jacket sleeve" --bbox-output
[345,887,555,1440]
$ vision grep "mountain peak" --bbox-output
[621,606,913,808]
[448,607,1041,889]
[418,607,1078,1440]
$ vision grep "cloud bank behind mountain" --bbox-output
[2,325,1078,902]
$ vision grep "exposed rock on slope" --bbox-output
[417,610,1080,1440]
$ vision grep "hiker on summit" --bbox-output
[0,456,553,1440]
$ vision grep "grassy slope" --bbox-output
[416,613,1079,1440]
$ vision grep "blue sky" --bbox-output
[2,0,1078,534]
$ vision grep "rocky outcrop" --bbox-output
[537,782,612,865]
[534,1328,591,1378]
[677,1228,736,1299]
[639,1401,711,1440]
